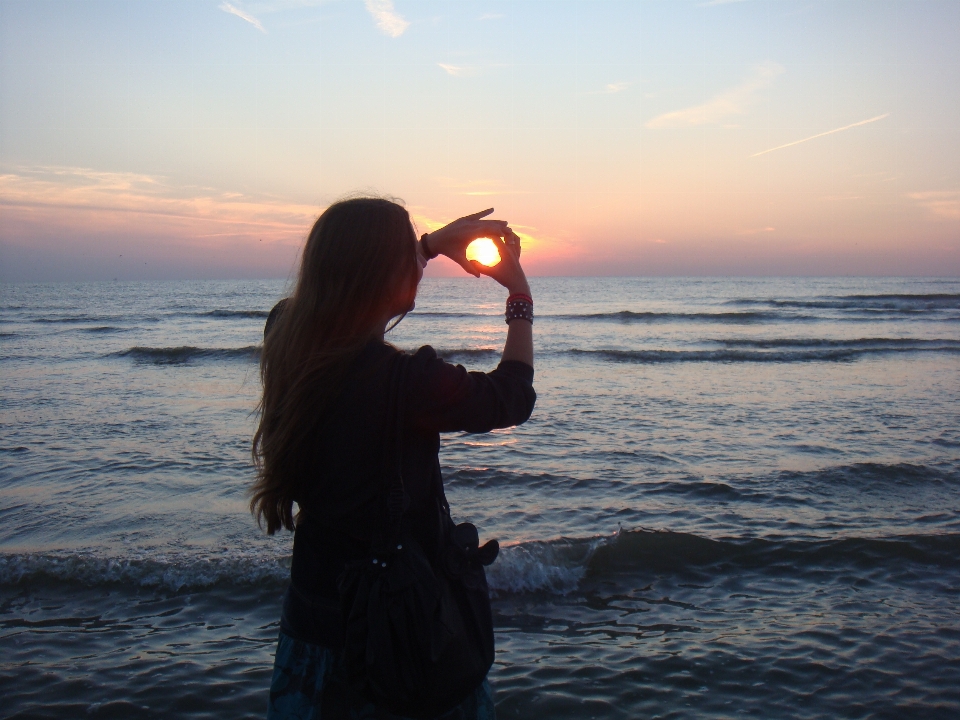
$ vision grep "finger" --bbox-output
[476,220,509,238]
[506,229,521,257]
[468,260,484,278]
[507,229,521,256]
[462,208,494,221]
[487,234,516,260]
[492,233,514,252]
[455,255,481,277]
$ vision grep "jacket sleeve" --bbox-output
[406,345,536,434]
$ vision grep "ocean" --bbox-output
[2,276,959,719]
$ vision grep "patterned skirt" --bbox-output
[266,631,497,720]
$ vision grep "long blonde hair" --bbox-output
[250,197,418,534]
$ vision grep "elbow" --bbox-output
[514,385,537,426]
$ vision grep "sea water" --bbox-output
[1,277,959,719]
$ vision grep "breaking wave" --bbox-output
[32,314,123,324]
[552,310,795,323]
[433,348,501,362]
[491,530,960,594]
[5,531,958,596]
[570,338,960,364]
[412,311,495,319]
[108,339,960,367]
[194,309,270,319]
[115,345,260,364]
[0,550,289,593]
[728,293,960,313]
[82,326,126,334]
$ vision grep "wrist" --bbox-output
[420,233,439,260]
[505,294,534,325]
[506,282,531,297]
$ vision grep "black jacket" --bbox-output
[282,339,536,647]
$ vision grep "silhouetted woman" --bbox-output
[252,198,535,719]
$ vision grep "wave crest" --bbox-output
[196,309,270,319]
[571,338,960,364]
[433,348,501,362]
[0,551,289,592]
[3,531,959,595]
[116,346,260,364]
[555,310,789,323]
[728,293,960,312]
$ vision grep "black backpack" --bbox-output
[338,353,500,719]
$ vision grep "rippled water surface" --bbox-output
[2,277,960,719]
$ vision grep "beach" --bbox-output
[2,276,960,719]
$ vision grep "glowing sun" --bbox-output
[466,238,501,267]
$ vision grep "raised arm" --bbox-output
[420,212,533,370]
[479,230,533,368]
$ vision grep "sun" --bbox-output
[465,238,501,267]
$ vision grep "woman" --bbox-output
[252,197,536,719]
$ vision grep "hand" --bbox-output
[471,229,530,296]
[424,209,510,278]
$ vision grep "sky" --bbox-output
[1,0,958,281]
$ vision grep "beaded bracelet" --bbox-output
[505,296,534,325]
[420,233,439,260]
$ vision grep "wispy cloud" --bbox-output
[908,190,960,219]
[751,113,889,157]
[0,166,316,240]
[219,2,267,33]
[645,61,783,128]
[365,0,409,37]
[428,179,531,197]
[242,1,325,11]
[594,81,629,95]
[438,63,478,77]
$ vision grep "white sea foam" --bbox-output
[486,536,610,596]
[1,537,612,596]
[0,550,290,592]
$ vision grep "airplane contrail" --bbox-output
[219,2,266,33]
[751,113,890,157]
